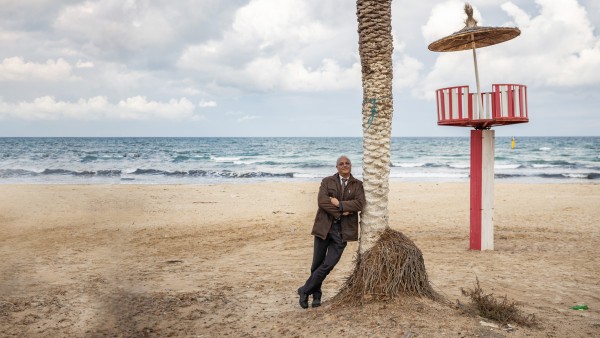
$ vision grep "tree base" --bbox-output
[333,227,438,305]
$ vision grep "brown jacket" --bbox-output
[311,173,365,241]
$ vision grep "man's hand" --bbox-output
[342,211,352,216]
[329,197,340,207]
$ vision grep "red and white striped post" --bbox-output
[470,129,494,250]
[434,84,528,250]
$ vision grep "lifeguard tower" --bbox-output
[428,4,529,250]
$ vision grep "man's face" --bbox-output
[336,157,352,177]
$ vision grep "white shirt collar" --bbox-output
[339,175,349,185]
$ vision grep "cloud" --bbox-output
[199,99,217,108]
[75,60,94,68]
[421,0,480,43]
[177,0,359,92]
[394,55,425,90]
[49,0,245,67]
[0,96,200,121]
[0,57,73,81]
[236,115,260,123]
[54,1,176,53]
[241,57,360,91]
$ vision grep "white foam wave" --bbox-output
[293,173,320,178]
[389,172,469,179]
[392,162,426,168]
[449,163,470,169]
[495,164,521,169]
[564,173,587,178]
[211,156,241,163]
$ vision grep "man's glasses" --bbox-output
[337,162,351,166]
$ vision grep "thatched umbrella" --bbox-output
[428,3,520,118]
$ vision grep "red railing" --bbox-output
[435,84,528,128]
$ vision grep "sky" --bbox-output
[0,0,598,137]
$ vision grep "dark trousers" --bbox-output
[301,222,347,296]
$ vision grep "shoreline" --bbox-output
[1,182,599,336]
[1,177,598,185]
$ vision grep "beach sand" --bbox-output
[1,182,599,337]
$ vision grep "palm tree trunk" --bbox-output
[331,1,436,304]
[357,0,394,254]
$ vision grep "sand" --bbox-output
[0,182,599,337]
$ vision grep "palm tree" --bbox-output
[356,0,394,255]
[333,0,436,304]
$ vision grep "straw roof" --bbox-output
[428,3,520,52]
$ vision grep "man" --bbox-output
[297,155,366,308]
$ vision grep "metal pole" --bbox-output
[471,33,484,120]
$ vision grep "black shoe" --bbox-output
[311,295,321,308]
[297,288,308,309]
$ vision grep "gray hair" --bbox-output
[336,155,351,164]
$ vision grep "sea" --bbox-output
[0,137,598,184]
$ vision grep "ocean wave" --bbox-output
[538,173,569,179]
[81,154,128,162]
[131,169,165,175]
[389,172,469,179]
[42,168,76,175]
[172,155,209,162]
[42,168,103,176]
[172,155,190,162]
[449,163,470,169]
[391,162,426,168]
[97,170,122,176]
[211,156,241,163]
[129,168,294,178]
[495,164,523,170]
[587,173,600,179]
[293,173,322,178]
[527,160,577,167]
[81,155,98,162]
[0,169,38,177]
[297,163,329,168]
[560,173,600,180]
[495,173,526,179]
[23,167,297,179]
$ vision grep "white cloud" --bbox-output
[76,60,94,68]
[177,0,358,92]
[501,2,531,27]
[116,96,196,120]
[242,57,360,92]
[0,57,72,81]
[0,96,200,121]
[421,0,481,44]
[394,55,425,90]
[198,99,217,108]
[54,1,177,52]
[231,0,335,46]
[237,115,260,123]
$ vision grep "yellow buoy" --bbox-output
[511,137,515,149]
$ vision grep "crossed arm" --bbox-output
[317,180,365,218]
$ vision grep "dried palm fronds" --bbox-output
[333,227,438,305]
